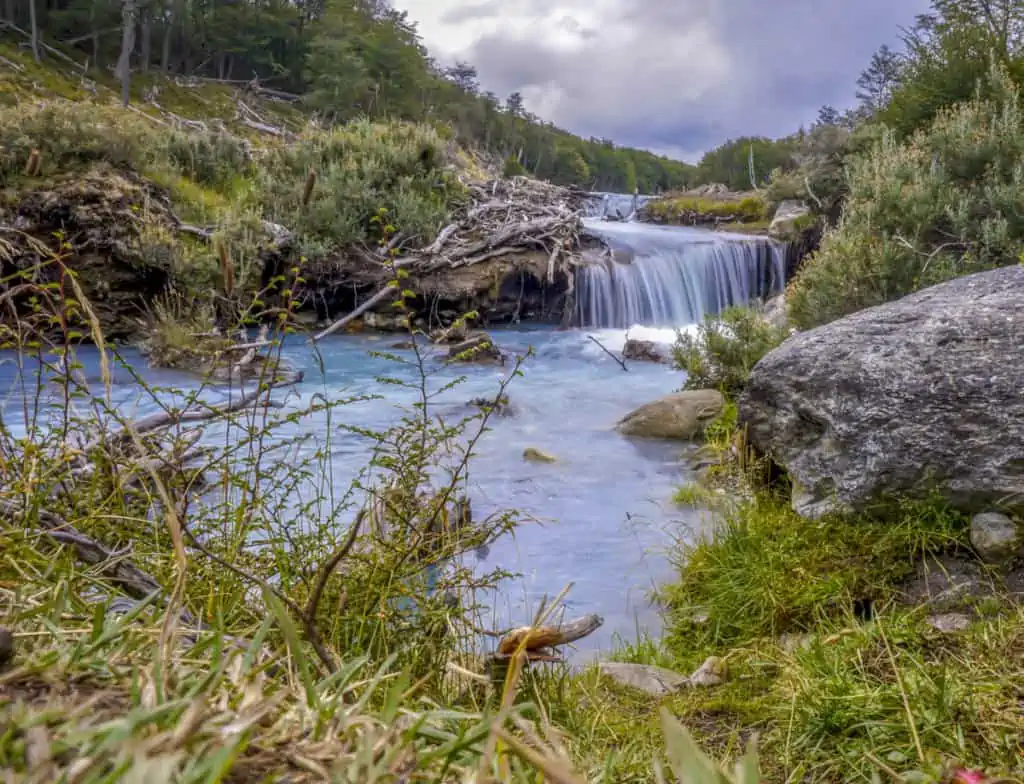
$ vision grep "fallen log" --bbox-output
[83,377,297,455]
[310,285,398,343]
[495,613,603,661]
[0,499,165,601]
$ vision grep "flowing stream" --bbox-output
[1,197,787,660]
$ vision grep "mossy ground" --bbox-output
[645,194,767,226]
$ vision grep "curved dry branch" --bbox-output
[496,613,604,660]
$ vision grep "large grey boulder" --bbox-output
[740,266,1024,519]
[616,389,725,440]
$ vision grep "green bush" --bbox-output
[673,306,789,396]
[789,64,1024,330]
[162,127,253,187]
[0,101,158,182]
[503,155,527,177]
[256,118,465,253]
[648,195,766,224]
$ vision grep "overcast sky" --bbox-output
[396,0,931,162]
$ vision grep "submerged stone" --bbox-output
[616,390,725,441]
[523,447,557,463]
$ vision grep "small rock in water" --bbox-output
[970,512,1022,564]
[446,333,504,365]
[469,394,514,417]
[928,613,972,634]
[523,447,557,463]
[622,339,667,363]
[689,656,727,687]
[597,662,689,697]
[616,390,725,441]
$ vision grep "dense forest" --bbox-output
[0,0,696,192]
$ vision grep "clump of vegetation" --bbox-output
[661,494,967,654]
[0,101,159,183]
[673,307,789,396]
[789,64,1024,329]
[647,195,767,225]
[257,119,465,254]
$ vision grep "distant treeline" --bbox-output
[1,0,695,192]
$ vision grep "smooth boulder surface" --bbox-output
[768,199,812,241]
[616,389,725,441]
[740,266,1024,519]
[970,512,1022,564]
[597,663,689,696]
[622,338,668,363]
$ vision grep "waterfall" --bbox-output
[584,191,652,221]
[577,220,787,329]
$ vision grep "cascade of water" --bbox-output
[577,222,787,329]
[584,191,652,221]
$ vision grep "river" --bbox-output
[0,207,788,661]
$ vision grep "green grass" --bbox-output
[629,377,1024,782]
[660,494,968,659]
[647,195,767,225]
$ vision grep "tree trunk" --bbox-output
[115,0,138,106]
[89,1,100,71]
[140,1,151,72]
[28,0,40,63]
[161,14,171,72]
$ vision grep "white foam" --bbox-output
[583,324,699,354]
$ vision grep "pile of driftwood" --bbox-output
[311,177,602,341]
[406,176,589,274]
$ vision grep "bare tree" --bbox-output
[28,0,40,63]
[140,0,151,72]
[115,0,138,106]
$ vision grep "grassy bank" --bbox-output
[545,393,1024,781]
[0,40,471,347]
[572,309,1024,782]
[645,194,767,226]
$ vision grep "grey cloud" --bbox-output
[438,1,501,25]
[449,0,931,159]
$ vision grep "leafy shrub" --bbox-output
[673,306,789,396]
[163,127,253,187]
[0,101,158,182]
[789,64,1024,329]
[256,118,465,253]
[648,195,766,224]
[0,102,251,192]
[503,155,527,177]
